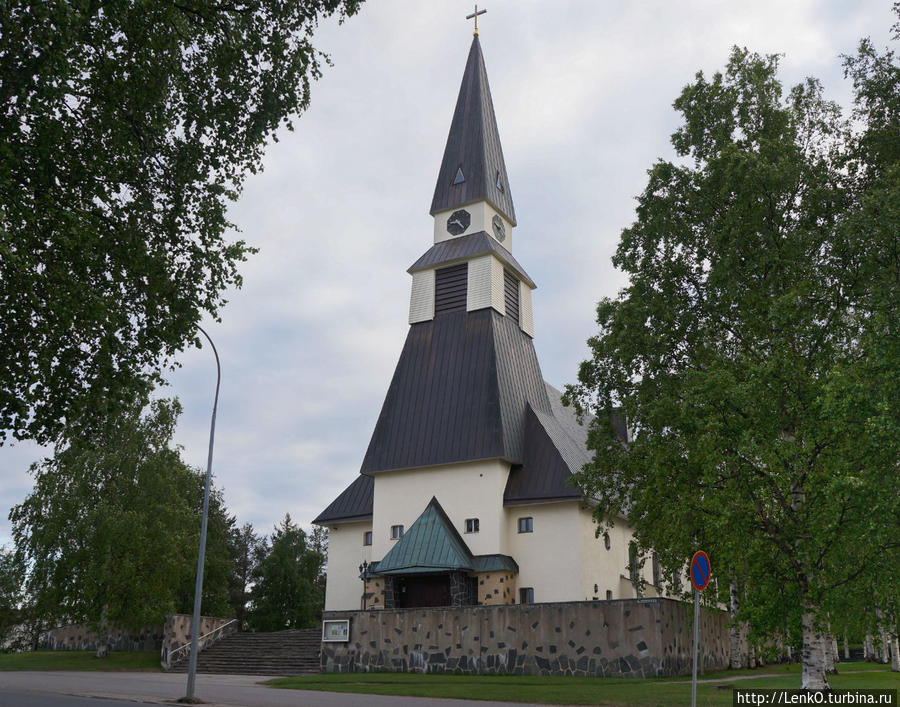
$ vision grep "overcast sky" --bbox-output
[0,1,894,546]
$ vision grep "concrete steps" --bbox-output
[170,629,321,675]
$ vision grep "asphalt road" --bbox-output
[0,671,554,707]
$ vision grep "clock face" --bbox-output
[492,214,506,242]
[446,209,471,236]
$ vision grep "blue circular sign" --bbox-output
[690,551,711,591]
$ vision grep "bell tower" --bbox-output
[408,36,535,338]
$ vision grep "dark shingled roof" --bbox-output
[360,309,550,474]
[430,37,516,225]
[408,231,534,288]
[312,474,373,524]
[314,380,609,522]
[502,403,587,506]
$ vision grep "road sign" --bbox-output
[689,550,711,707]
[690,550,711,592]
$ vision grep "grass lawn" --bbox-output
[0,650,160,672]
[267,664,900,706]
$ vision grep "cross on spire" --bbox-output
[466,5,486,37]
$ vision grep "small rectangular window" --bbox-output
[363,531,372,546]
[465,518,479,533]
[652,554,661,586]
[517,517,533,533]
[390,524,404,540]
[606,590,613,600]
[519,587,534,604]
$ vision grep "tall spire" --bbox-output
[430,37,516,226]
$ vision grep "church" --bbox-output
[314,30,657,614]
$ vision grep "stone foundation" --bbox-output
[322,597,730,678]
[477,571,516,605]
[160,614,236,668]
[44,624,162,652]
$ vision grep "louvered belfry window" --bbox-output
[435,263,468,314]
[504,270,519,323]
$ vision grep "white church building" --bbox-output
[314,35,658,614]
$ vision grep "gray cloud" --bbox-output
[0,1,893,543]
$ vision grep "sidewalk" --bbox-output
[0,671,552,707]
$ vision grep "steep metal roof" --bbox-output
[374,497,473,574]
[312,474,373,525]
[503,403,585,506]
[503,384,627,506]
[430,37,516,225]
[360,309,551,474]
[408,231,534,288]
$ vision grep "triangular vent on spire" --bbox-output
[454,167,465,185]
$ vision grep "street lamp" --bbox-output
[359,561,369,610]
[183,325,220,703]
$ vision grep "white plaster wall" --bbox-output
[323,520,372,611]
[519,282,534,338]
[577,509,643,600]
[409,269,435,324]
[371,460,510,562]
[433,201,513,249]
[504,501,582,604]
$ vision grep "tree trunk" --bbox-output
[865,633,873,661]
[843,634,849,660]
[890,631,899,672]
[881,627,890,664]
[823,633,835,674]
[729,581,748,669]
[801,611,829,691]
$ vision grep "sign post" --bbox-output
[689,550,711,707]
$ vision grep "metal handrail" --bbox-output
[166,618,237,666]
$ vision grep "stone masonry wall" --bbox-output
[477,571,516,605]
[322,598,730,678]
[44,624,162,652]
[160,614,235,668]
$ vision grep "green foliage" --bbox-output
[9,396,233,636]
[174,484,237,619]
[0,548,24,650]
[248,514,324,631]
[566,31,899,681]
[227,522,265,629]
[0,0,362,444]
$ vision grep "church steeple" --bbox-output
[430,37,516,227]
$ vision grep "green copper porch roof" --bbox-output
[370,497,520,577]
[374,497,473,575]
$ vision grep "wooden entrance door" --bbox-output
[398,574,451,608]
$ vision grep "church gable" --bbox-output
[373,496,473,575]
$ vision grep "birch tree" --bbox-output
[567,30,898,690]
[9,396,234,649]
[0,0,362,445]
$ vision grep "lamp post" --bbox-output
[359,561,369,610]
[184,325,220,702]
